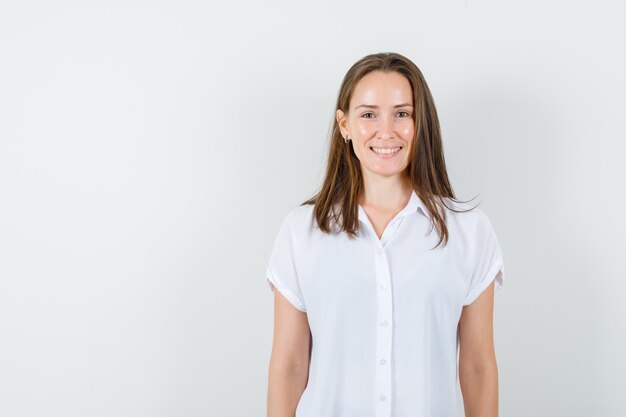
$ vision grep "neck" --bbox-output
[359,174,412,211]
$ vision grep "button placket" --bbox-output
[358,204,411,417]
[374,245,392,417]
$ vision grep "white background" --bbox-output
[1,1,624,416]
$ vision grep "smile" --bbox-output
[370,146,402,157]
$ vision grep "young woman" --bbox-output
[265,52,505,417]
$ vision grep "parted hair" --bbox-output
[301,52,477,248]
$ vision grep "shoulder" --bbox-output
[440,197,494,235]
[280,203,317,234]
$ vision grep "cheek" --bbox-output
[400,121,414,136]
[354,120,375,136]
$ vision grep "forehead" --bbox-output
[351,71,413,107]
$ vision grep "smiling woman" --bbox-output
[337,71,415,175]
[266,52,505,417]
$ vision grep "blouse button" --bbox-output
[379,283,387,290]
[379,358,387,365]
[379,395,387,401]
[376,247,383,254]
[380,320,389,327]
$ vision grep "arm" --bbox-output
[458,280,499,417]
[267,290,311,417]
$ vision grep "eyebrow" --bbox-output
[354,103,413,109]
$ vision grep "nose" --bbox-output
[377,114,394,140]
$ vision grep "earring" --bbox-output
[344,136,350,143]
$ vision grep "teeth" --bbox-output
[371,147,401,155]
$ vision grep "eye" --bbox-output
[361,112,375,119]
[397,111,410,118]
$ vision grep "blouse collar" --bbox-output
[357,189,431,223]
[408,189,431,220]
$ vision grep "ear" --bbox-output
[336,109,348,138]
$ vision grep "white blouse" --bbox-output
[265,190,505,417]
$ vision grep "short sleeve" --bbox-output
[265,212,307,312]
[462,211,505,306]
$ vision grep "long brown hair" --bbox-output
[301,52,477,248]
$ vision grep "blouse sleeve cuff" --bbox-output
[462,257,504,306]
[266,269,307,313]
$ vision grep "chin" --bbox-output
[368,166,408,177]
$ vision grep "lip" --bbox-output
[370,146,402,149]
[370,146,402,158]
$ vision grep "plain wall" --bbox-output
[1,0,624,416]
